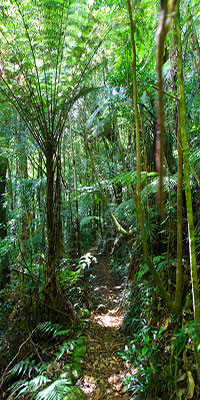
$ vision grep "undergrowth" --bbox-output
[109,239,200,400]
[2,321,86,400]
[0,253,96,400]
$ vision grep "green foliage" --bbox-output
[141,175,177,202]
[9,358,43,379]
[12,377,71,400]
[37,322,70,338]
[55,341,76,362]
[7,324,86,400]
[80,215,99,227]
[0,0,200,394]
[120,326,165,398]
[35,379,70,400]
[122,278,157,334]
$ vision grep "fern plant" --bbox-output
[5,321,76,400]
[34,378,71,400]
[11,376,71,400]
[6,319,87,400]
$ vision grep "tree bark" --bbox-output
[70,122,80,257]
[0,155,9,288]
[174,1,200,377]
[46,142,58,310]
[126,0,141,198]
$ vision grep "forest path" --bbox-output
[77,252,131,400]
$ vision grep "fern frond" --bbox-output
[141,176,177,201]
[79,252,97,268]
[37,321,62,337]
[12,376,51,398]
[53,329,71,339]
[9,359,38,378]
[114,199,136,217]
[55,340,76,361]
[29,375,51,392]
[80,216,99,227]
[35,379,70,400]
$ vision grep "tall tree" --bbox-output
[0,154,8,287]
[174,0,200,377]
[0,0,100,314]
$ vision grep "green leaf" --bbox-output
[35,379,70,400]
[142,346,149,356]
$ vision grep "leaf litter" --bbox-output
[76,254,131,399]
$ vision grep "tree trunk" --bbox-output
[127,0,179,316]
[70,123,80,257]
[174,1,200,377]
[127,0,141,198]
[46,142,58,310]
[55,148,64,260]
[0,156,9,288]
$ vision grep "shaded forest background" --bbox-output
[0,0,200,399]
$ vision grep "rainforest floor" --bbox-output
[77,252,131,400]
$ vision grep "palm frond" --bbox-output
[114,198,136,216]
[141,176,177,201]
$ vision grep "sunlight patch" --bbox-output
[80,375,96,395]
[108,373,123,392]
[92,313,123,328]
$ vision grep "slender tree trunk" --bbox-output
[169,20,183,315]
[174,1,200,377]
[55,147,64,261]
[0,156,9,288]
[127,0,178,316]
[46,142,58,309]
[127,0,141,198]
[70,123,80,257]
[114,117,128,172]
[156,1,169,211]
[174,104,183,315]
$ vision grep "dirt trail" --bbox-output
[77,254,131,399]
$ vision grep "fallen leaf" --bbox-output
[115,382,123,391]
[177,373,186,382]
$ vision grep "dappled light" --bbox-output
[92,309,123,328]
[0,0,199,398]
[77,255,131,399]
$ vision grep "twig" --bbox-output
[30,338,43,363]
[0,328,37,388]
[37,298,76,319]
[150,83,179,100]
